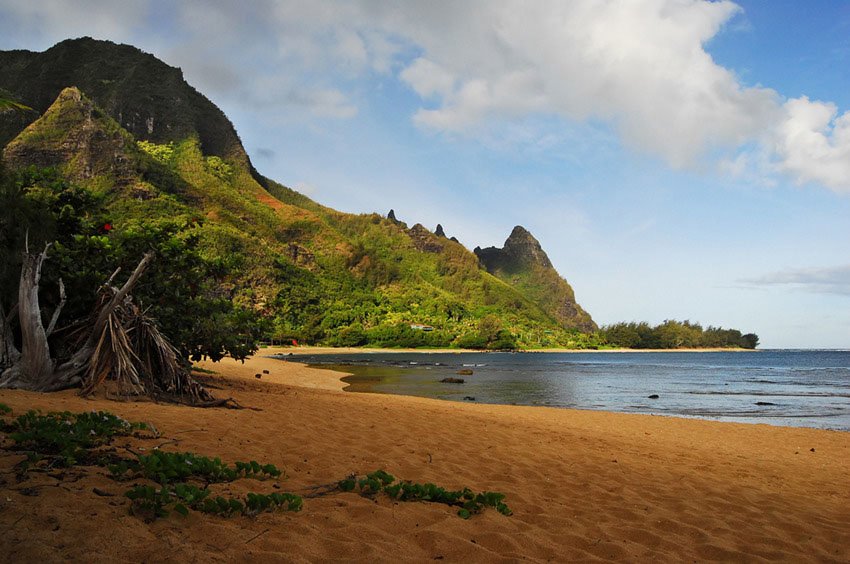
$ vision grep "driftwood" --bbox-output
[0,244,217,405]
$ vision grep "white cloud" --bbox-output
[395,0,781,168]
[771,97,850,194]
[400,58,454,99]
[3,0,850,194]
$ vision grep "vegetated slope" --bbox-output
[0,39,598,349]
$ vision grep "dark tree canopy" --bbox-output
[601,320,759,350]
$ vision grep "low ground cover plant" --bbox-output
[0,408,299,521]
[339,469,512,519]
[1,408,510,521]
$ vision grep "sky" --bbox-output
[1,0,849,348]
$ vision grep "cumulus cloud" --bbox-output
[400,58,455,99]
[771,97,850,194]
[2,0,850,194]
[396,0,781,167]
[742,265,850,296]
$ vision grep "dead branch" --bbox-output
[244,529,270,545]
[0,302,21,370]
[104,266,122,287]
[3,248,223,407]
[90,252,153,340]
[45,279,66,337]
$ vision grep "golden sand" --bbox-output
[1,348,847,562]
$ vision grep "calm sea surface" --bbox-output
[277,350,850,431]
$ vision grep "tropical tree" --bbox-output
[0,167,255,402]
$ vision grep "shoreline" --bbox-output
[270,347,850,433]
[2,353,848,561]
[269,345,758,355]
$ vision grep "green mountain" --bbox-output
[0,38,598,350]
[475,226,596,332]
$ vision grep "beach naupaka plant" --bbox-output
[1,406,302,521]
[339,469,512,519]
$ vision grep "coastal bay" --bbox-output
[288,349,850,431]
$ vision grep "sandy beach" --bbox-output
[1,348,848,562]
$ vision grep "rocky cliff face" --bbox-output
[407,223,444,253]
[476,226,553,272]
[0,37,248,164]
[475,226,597,332]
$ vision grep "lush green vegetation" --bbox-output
[600,320,759,349]
[0,165,268,362]
[3,158,757,353]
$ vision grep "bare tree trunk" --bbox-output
[16,245,55,387]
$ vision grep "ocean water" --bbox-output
[277,350,850,431]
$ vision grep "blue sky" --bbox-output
[1,1,849,348]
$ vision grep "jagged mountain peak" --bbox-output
[475,225,553,272]
[501,225,553,269]
[475,226,596,332]
[3,86,136,183]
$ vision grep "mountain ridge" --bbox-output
[1,38,598,349]
[0,37,247,164]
